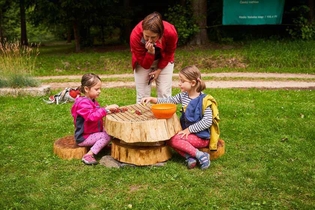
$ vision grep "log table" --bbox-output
[105,104,182,166]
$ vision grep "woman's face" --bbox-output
[143,30,159,44]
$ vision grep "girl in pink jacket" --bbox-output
[71,73,118,165]
[130,12,178,103]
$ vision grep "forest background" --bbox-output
[0,0,315,52]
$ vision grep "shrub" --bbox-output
[286,5,315,40]
[165,4,199,46]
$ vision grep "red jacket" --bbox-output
[130,20,178,70]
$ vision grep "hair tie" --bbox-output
[197,78,201,82]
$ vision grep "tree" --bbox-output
[308,0,314,23]
[0,0,8,43]
[189,0,208,45]
[20,0,28,45]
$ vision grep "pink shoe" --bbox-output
[186,157,197,169]
[82,154,98,165]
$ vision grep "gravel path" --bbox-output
[40,72,315,90]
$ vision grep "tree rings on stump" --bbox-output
[53,136,88,160]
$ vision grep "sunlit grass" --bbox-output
[0,88,314,209]
[33,40,315,76]
[0,41,40,87]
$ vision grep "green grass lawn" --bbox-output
[33,40,315,76]
[0,88,314,209]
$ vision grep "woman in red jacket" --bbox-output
[130,12,178,103]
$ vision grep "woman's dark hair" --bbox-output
[142,12,164,38]
[79,73,101,93]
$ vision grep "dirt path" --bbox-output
[40,72,315,90]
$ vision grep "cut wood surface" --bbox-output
[105,104,182,143]
[53,136,88,160]
[111,139,172,165]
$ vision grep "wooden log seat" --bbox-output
[111,139,172,166]
[200,139,225,160]
[53,136,88,160]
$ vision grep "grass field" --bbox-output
[33,40,315,76]
[0,87,314,209]
[1,40,314,209]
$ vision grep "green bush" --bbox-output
[165,4,199,46]
[286,5,315,40]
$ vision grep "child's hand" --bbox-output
[177,128,191,139]
[141,97,157,105]
[106,104,119,110]
[141,97,151,105]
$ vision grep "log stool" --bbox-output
[111,139,172,166]
[53,136,88,160]
[200,139,225,160]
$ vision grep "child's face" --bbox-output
[178,73,193,92]
[84,80,102,100]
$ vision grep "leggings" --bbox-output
[78,132,111,155]
[167,134,209,158]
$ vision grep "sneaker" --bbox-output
[198,152,211,170]
[82,154,98,165]
[186,157,197,169]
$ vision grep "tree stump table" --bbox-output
[105,104,182,166]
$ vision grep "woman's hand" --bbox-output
[145,42,155,54]
[149,69,161,82]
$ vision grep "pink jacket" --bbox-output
[130,20,178,70]
[71,97,108,143]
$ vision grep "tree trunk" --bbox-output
[190,0,208,45]
[73,19,80,52]
[122,0,131,44]
[309,0,315,23]
[66,24,72,43]
[20,0,28,46]
[0,10,3,44]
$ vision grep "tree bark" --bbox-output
[122,0,132,44]
[190,0,208,45]
[0,10,3,44]
[73,19,80,52]
[309,0,315,23]
[20,0,28,46]
[66,24,72,43]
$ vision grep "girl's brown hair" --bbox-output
[79,73,101,94]
[180,65,206,92]
[142,12,164,38]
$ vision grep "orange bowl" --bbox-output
[151,103,177,119]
